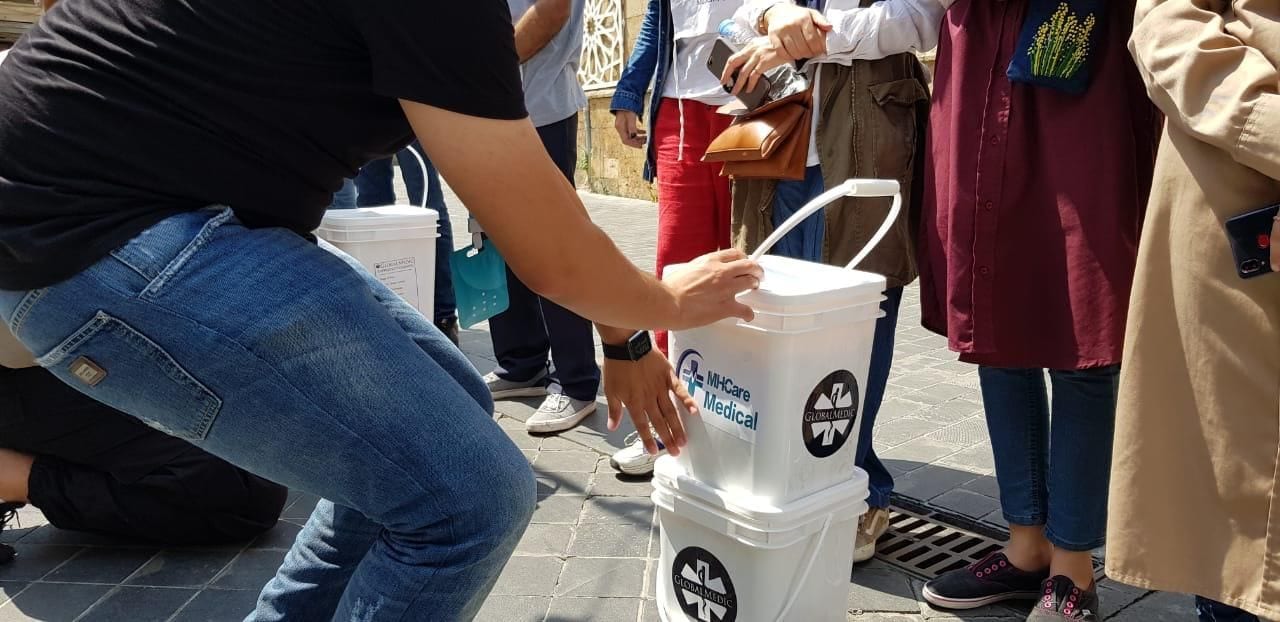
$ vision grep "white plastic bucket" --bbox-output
[665,179,899,504]
[317,206,439,316]
[653,457,869,622]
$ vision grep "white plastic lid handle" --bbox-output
[749,178,902,271]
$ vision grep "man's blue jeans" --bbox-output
[349,141,458,324]
[488,115,601,401]
[977,366,1118,551]
[769,164,898,509]
[0,208,536,621]
[1196,597,1261,622]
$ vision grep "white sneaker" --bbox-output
[526,393,596,434]
[609,432,667,476]
[852,506,892,563]
[484,369,549,400]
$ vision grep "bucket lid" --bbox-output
[651,457,868,534]
[319,206,439,231]
[664,255,886,316]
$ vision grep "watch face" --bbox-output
[628,332,653,359]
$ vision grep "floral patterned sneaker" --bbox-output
[1026,576,1100,621]
[923,552,1049,610]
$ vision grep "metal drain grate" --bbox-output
[875,500,1106,581]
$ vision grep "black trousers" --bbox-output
[0,366,287,545]
[488,113,602,401]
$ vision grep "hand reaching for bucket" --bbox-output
[664,249,763,330]
[603,346,697,457]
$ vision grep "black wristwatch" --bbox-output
[603,331,653,362]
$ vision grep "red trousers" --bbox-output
[654,98,733,355]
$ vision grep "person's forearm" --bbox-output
[515,0,572,63]
[1131,0,1280,180]
[403,102,681,329]
[819,0,950,60]
[41,0,55,11]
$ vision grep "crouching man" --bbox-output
[0,327,287,558]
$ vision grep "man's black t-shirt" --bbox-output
[0,0,527,290]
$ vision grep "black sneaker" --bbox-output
[1026,576,1100,621]
[0,502,23,565]
[923,552,1049,610]
[435,316,460,346]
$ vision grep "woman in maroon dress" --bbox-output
[915,0,1160,618]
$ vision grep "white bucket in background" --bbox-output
[664,179,899,505]
[666,256,886,504]
[317,206,439,316]
[653,457,868,622]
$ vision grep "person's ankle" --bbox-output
[1049,550,1096,590]
[1004,525,1052,572]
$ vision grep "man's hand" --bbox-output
[604,347,697,457]
[722,5,831,95]
[764,4,832,59]
[665,249,763,330]
[614,111,646,149]
[721,38,794,96]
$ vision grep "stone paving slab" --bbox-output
[0,188,1199,620]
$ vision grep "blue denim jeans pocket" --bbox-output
[35,311,222,442]
[4,207,235,442]
[107,207,234,300]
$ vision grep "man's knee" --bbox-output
[455,441,536,552]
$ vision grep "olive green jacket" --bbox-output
[731,53,930,288]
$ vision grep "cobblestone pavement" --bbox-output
[0,189,1192,620]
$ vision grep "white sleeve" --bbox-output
[820,0,952,63]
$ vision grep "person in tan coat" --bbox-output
[1110,0,1280,619]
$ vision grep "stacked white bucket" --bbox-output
[656,179,901,622]
[317,206,440,316]
[316,148,441,317]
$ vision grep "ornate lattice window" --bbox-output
[578,0,625,91]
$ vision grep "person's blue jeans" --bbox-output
[331,179,357,210]
[489,114,601,401]
[350,141,458,324]
[770,165,826,261]
[977,366,1119,551]
[1196,597,1261,622]
[767,163,898,509]
[0,208,536,621]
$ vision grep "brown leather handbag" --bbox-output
[701,88,813,181]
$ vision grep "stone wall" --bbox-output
[575,0,937,200]
[574,0,654,199]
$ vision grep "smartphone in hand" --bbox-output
[707,39,771,111]
[1225,203,1280,279]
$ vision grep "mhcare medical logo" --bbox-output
[676,350,756,433]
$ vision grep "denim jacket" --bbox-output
[609,0,672,182]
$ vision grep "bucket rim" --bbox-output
[651,458,869,533]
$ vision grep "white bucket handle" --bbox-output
[400,144,430,211]
[773,511,835,622]
[404,143,485,251]
[749,178,902,271]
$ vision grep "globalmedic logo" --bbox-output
[676,350,757,432]
[672,547,737,622]
[802,369,860,458]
